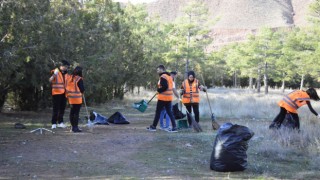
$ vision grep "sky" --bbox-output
[112,0,157,4]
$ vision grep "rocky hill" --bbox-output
[146,0,315,49]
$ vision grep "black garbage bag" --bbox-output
[89,111,109,125]
[210,123,254,172]
[281,113,298,129]
[108,112,130,124]
[172,103,186,119]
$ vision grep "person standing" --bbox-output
[159,71,180,130]
[269,88,320,129]
[65,66,85,133]
[49,60,70,129]
[180,70,206,126]
[147,65,178,132]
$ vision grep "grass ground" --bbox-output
[1,88,320,179]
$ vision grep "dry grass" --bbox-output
[124,87,320,179]
[1,87,320,179]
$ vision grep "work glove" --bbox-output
[203,86,207,92]
[54,68,59,75]
[317,114,320,119]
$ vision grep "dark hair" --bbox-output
[73,66,83,77]
[60,60,70,67]
[306,88,319,101]
[170,71,177,75]
[188,70,195,78]
[157,65,165,71]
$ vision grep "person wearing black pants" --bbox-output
[49,60,70,129]
[180,71,206,126]
[66,66,85,133]
[269,88,320,130]
[185,103,200,124]
[51,95,67,126]
[69,104,82,132]
[152,100,177,131]
[147,65,178,132]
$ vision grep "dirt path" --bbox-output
[0,109,164,179]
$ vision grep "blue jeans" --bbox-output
[159,107,171,128]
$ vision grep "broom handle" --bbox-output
[147,93,157,104]
[200,74,214,115]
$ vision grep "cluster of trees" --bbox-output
[1,0,320,111]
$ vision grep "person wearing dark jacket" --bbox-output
[180,70,207,126]
[269,88,320,129]
[49,60,70,129]
[159,71,180,130]
[147,65,178,132]
[65,66,85,133]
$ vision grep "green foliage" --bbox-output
[2,0,320,110]
[163,0,213,77]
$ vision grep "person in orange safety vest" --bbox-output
[65,66,85,133]
[269,88,320,129]
[49,60,70,129]
[180,70,206,126]
[147,65,178,132]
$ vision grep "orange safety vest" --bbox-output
[65,75,83,104]
[278,90,310,113]
[157,74,173,101]
[182,79,200,104]
[51,69,65,95]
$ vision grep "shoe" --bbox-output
[166,127,178,133]
[51,124,57,129]
[72,127,82,133]
[57,122,66,128]
[160,127,169,131]
[146,125,156,132]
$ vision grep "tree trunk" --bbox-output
[113,86,124,100]
[300,74,304,90]
[264,62,268,94]
[249,76,253,89]
[257,67,261,93]
[220,75,224,87]
[16,86,39,111]
[234,71,238,88]
[0,89,8,112]
[185,14,192,79]
[281,79,285,93]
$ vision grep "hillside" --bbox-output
[146,0,315,48]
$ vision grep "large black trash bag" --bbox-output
[210,123,254,172]
[108,112,130,124]
[172,103,186,119]
[89,111,109,125]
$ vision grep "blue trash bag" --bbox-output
[90,111,109,125]
[210,123,254,172]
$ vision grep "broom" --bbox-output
[200,74,220,130]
